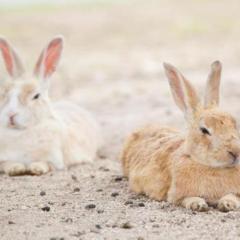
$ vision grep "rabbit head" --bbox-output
[0,36,63,130]
[164,61,240,168]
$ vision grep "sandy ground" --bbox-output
[2,1,240,239]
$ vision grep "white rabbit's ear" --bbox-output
[34,36,63,80]
[0,37,24,78]
[204,60,222,108]
[163,63,200,119]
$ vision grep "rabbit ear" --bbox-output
[204,61,222,108]
[0,37,24,78]
[163,63,200,119]
[34,36,63,80]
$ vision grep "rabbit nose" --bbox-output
[9,113,17,125]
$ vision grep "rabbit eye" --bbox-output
[33,93,40,100]
[200,127,211,135]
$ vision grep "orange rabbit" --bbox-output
[121,61,240,211]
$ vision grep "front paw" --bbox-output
[4,163,26,176]
[218,195,239,212]
[28,162,50,175]
[183,197,209,212]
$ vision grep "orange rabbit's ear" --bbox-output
[204,61,222,108]
[0,37,24,78]
[34,35,63,79]
[163,62,200,120]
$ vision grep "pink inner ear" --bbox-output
[43,39,62,78]
[167,68,187,112]
[0,42,13,76]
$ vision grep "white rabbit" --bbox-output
[0,36,101,176]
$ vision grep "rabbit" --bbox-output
[121,61,240,212]
[0,36,101,176]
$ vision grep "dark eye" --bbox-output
[200,127,211,135]
[33,93,40,100]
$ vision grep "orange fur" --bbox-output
[121,61,240,211]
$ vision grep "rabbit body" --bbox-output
[0,36,100,175]
[122,62,240,211]
[0,100,99,171]
[122,125,240,208]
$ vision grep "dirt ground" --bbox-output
[1,1,240,239]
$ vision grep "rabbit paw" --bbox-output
[182,197,209,212]
[4,163,26,176]
[218,194,240,212]
[28,162,50,175]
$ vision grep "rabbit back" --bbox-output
[53,100,101,166]
[121,124,183,201]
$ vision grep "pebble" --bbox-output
[71,175,78,181]
[124,200,133,205]
[8,221,15,225]
[73,187,80,193]
[114,176,123,182]
[50,238,64,240]
[138,203,145,207]
[64,218,73,223]
[111,192,119,197]
[85,204,96,210]
[95,224,101,229]
[99,166,110,172]
[97,210,104,214]
[41,206,50,212]
[120,222,133,229]
[40,191,46,196]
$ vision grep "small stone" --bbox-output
[120,222,133,229]
[99,166,109,172]
[8,221,15,224]
[97,210,104,214]
[124,200,133,205]
[152,224,159,228]
[111,192,119,197]
[73,187,80,193]
[40,191,46,196]
[149,217,155,222]
[71,175,78,181]
[138,203,145,207]
[50,238,64,240]
[95,224,101,229]
[138,237,144,240]
[96,189,103,192]
[85,204,96,210]
[114,176,123,182]
[41,206,50,212]
[65,218,73,223]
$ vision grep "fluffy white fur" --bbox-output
[0,36,100,175]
